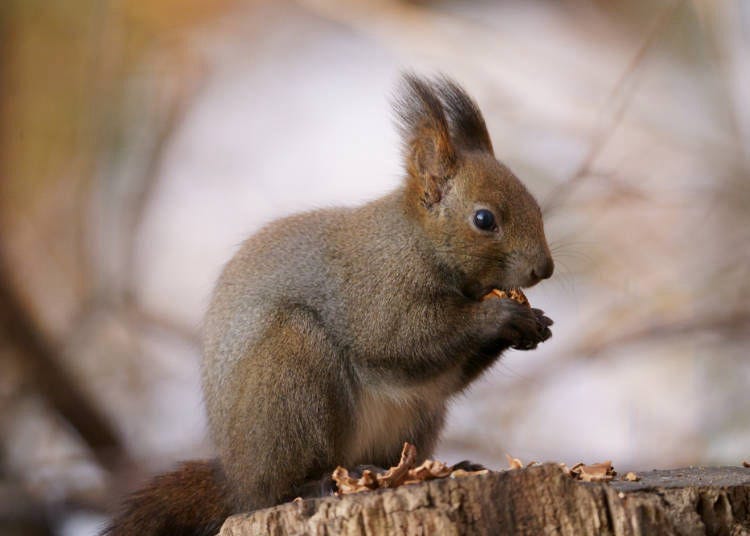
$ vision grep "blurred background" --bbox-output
[1,0,748,533]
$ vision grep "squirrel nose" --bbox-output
[531,256,554,281]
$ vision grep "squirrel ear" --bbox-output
[394,74,458,207]
[434,76,494,155]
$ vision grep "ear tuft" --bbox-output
[433,76,494,155]
[393,73,457,206]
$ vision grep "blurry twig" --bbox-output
[122,70,204,301]
[542,0,686,215]
[692,0,750,165]
[0,252,128,474]
[72,56,206,350]
[499,309,750,416]
[300,0,684,215]
[577,310,750,359]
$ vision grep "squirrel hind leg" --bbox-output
[212,307,352,512]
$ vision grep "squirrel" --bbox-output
[104,74,554,535]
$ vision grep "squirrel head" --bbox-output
[395,74,553,299]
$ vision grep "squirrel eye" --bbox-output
[472,209,496,231]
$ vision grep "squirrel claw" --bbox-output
[510,308,553,350]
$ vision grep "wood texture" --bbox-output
[219,464,750,535]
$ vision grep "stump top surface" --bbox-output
[609,465,750,491]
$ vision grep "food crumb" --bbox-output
[483,288,530,307]
[333,443,488,495]
[570,461,616,482]
[624,472,639,482]
[505,454,524,470]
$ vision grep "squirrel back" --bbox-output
[105,73,554,534]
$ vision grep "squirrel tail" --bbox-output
[103,459,233,536]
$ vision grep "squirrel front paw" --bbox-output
[479,299,552,351]
[509,307,553,350]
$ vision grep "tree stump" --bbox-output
[219,464,750,535]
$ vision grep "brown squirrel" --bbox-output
[104,74,554,535]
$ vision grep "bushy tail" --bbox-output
[103,460,233,536]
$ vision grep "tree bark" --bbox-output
[219,465,750,535]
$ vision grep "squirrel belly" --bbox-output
[104,74,554,535]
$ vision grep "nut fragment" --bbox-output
[331,466,379,494]
[568,462,584,474]
[333,443,491,495]
[333,444,631,498]
[505,454,524,470]
[576,461,616,482]
[449,468,488,479]
[482,288,530,307]
[333,443,417,494]
[407,459,453,482]
[585,462,616,482]
[377,442,418,488]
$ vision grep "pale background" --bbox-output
[1,0,749,534]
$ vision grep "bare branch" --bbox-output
[542,0,687,215]
[577,310,750,359]
[122,72,204,302]
[0,252,128,473]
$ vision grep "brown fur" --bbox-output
[103,460,231,536]
[106,74,554,534]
